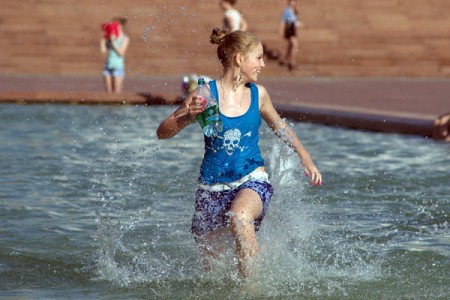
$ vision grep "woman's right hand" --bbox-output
[157,96,206,139]
[189,96,207,117]
[174,96,206,122]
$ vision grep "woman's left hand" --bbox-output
[303,160,322,187]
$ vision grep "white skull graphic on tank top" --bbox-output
[218,128,252,155]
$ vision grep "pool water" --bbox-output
[0,104,449,299]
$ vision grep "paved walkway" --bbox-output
[1,75,449,139]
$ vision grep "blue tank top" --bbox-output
[199,80,265,184]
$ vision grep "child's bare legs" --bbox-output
[103,75,113,93]
[287,36,298,70]
[113,76,124,93]
[229,188,263,279]
[280,40,290,66]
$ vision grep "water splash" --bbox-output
[253,142,383,297]
[143,26,155,44]
[93,137,384,297]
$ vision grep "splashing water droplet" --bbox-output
[143,26,154,43]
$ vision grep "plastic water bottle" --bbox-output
[195,78,222,137]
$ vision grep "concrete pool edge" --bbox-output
[0,90,438,139]
[1,74,449,140]
[0,91,181,105]
[275,103,435,137]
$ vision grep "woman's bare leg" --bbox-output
[196,227,233,272]
[229,188,263,279]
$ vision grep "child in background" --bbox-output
[100,17,130,93]
[279,0,304,71]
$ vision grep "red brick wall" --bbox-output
[1,0,449,77]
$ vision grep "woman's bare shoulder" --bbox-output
[253,83,270,99]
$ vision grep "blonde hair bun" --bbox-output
[210,28,228,45]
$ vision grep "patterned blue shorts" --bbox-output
[191,180,273,236]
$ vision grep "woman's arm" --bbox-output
[156,94,206,139]
[279,21,285,37]
[258,85,322,185]
[279,8,287,36]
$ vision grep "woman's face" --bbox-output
[240,43,265,82]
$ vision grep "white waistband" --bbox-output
[198,168,269,192]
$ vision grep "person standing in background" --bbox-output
[100,17,130,93]
[432,113,450,141]
[180,1,247,99]
[279,0,304,71]
[220,0,248,32]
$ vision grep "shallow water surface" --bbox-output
[0,104,449,299]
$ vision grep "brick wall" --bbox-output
[1,0,449,77]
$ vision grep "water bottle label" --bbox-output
[197,104,222,137]
[196,113,206,129]
[204,105,220,124]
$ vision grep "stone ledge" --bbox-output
[0,90,438,139]
[0,91,182,105]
